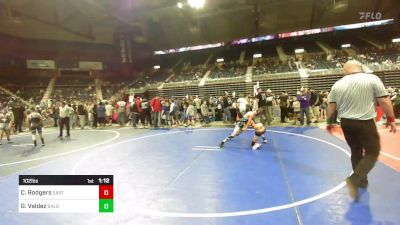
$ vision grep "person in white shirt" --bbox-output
[116,100,126,126]
[237,94,248,116]
[200,100,209,124]
[58,101,73,138]
[169,99,179,127]
[292,96,301,125]
[185,101,195,127]
[105,102,114,126]
[194,96,202,120]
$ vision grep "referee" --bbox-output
[327,60,396,201]
[58,101,73,138]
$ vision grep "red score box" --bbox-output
[99,185,113,199]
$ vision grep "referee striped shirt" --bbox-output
[328,72,388,120]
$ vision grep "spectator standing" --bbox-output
[185,101,195,127]
[150,95,162,128]
[97,102,106,127]
[279,91,289,123]
[12,103,25,133]
[69,103,77,129]
[265,90,275,126]
[87,103,94,128]
[130,97,142,128]
[105,102,114,126]
[256,88,268,126]
[194,95,202,120]
[116,100,126,126]
[52,104,59,127]
[92,101,98,128]
[320,93,328,120]
[140,98,151,127]
[222,93,231,123]
[237,94,248,116]
[310,88,322,123]
[297,89,311,126]
[169,99,178,127]
[201,100,209,124]
[77,102,87,129]
[292,96,301,125]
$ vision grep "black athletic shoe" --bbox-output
[219,142,225,148]
[359,179,368,189]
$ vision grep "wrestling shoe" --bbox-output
[252,143,261,150]
[359,179,368,189]
[219,142,225,148]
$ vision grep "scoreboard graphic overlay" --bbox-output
[19,175,113,213]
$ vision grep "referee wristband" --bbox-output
[387,117,395,123]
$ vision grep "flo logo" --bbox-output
[359,12,382,20]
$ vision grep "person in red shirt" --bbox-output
[150,95,162,128]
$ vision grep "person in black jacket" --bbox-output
[51,104,59,127]
[130,98,139,128]
[77,102,87,129]
[279,91,289,123]
[222,93,231,123]
[12,104,25,133]
[140,98,151,127]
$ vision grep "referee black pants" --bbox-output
[341,118,380,186]
[59,117,70,137]
[280,107,288,122]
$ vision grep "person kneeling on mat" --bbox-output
[219,109,266,148]
[27,108,45,147]
[251,123,267,150]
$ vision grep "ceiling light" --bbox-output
[188,0,205,9]
[341,43,351,48]
[392,38,400,43]
[216,58,224,62]
[253,53,262,58]
[154,65,160,69]
[295,48,304,54]
[177,2,183,9]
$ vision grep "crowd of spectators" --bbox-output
[253,57,298,75]
[302,46,400,71]
[1,82,399,135]
[171,65,206,82]
[209,61,247,79]
[1,45,400,132]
